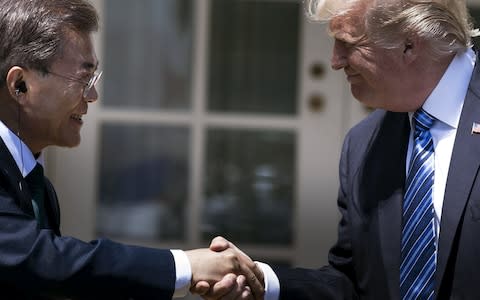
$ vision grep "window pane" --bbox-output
[103,0,193,110]
[97,124,190,241]
[208,0,300,114]
[202,129,296,245]
[470,7,480,30]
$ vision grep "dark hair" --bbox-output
[0,0,99,88]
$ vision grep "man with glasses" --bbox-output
[0,0,264,299]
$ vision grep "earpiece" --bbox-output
[15,81,27,94]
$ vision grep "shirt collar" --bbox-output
[421,48,476,128]
[0,120,38,177]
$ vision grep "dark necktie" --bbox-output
[400,109,436,300]
[25,163,47,228]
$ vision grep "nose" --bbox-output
[83,87,99,103]
[331,40,348,70]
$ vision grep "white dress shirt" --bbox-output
[409,48,475,242]
[259,48,476,300]
[0,120,38,177]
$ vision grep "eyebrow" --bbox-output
[81,61,98,71]
[332,30,368,46]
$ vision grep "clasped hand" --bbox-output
[186,236,265,300]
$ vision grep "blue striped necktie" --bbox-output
[400,109,436,300]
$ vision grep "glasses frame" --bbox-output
[46,70,103,98]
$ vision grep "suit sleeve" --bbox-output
[0,185,176,300]
[273,132,359,300]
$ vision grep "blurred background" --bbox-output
[44,0,480,299]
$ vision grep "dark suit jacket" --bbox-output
[275,59,480,300]
[0,139,176,299]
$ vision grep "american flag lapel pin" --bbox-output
[472,122,480,134]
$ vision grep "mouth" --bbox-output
[71,114,84,124]
[344,68,360,81]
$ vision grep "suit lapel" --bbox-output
[0,137,35,214]
[435,67,480,293]
[44,179,61,235]
[379,113,409,300]
[0,137,61,233]
[358,111,410,300]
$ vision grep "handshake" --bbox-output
[185,236,265,300]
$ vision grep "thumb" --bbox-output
[190,280,210,295]
[210,236,230,252]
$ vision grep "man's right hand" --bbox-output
[189,236,265,300]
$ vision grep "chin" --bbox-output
[69,139,82,148]
[351,86,367,101]
[59,136,81,148]
[352,94,371,107]
[351,90,383,109]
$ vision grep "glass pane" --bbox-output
[202,129,296,245]
[103,0,193,110]
[208,0,300,115]
[470,8,480,50]
[470,7,480,28]
[97,124,190,241]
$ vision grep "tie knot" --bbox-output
[413,108,436,132]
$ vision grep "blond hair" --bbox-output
[306,0,476,57]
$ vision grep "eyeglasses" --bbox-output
[46,70,102,98]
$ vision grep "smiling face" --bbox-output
[328,1,416,111]
[18,30,99,153]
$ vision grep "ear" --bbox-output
[402,36,421,65]
[5,66,27,100]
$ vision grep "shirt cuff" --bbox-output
[171,249,192,298]
[256,262,280,300]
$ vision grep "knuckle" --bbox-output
[225,251,235,260]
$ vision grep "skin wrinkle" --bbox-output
[309,0,473,58]
[328,0,453,112]
[204,1,478,299]
[13,29,98,154]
